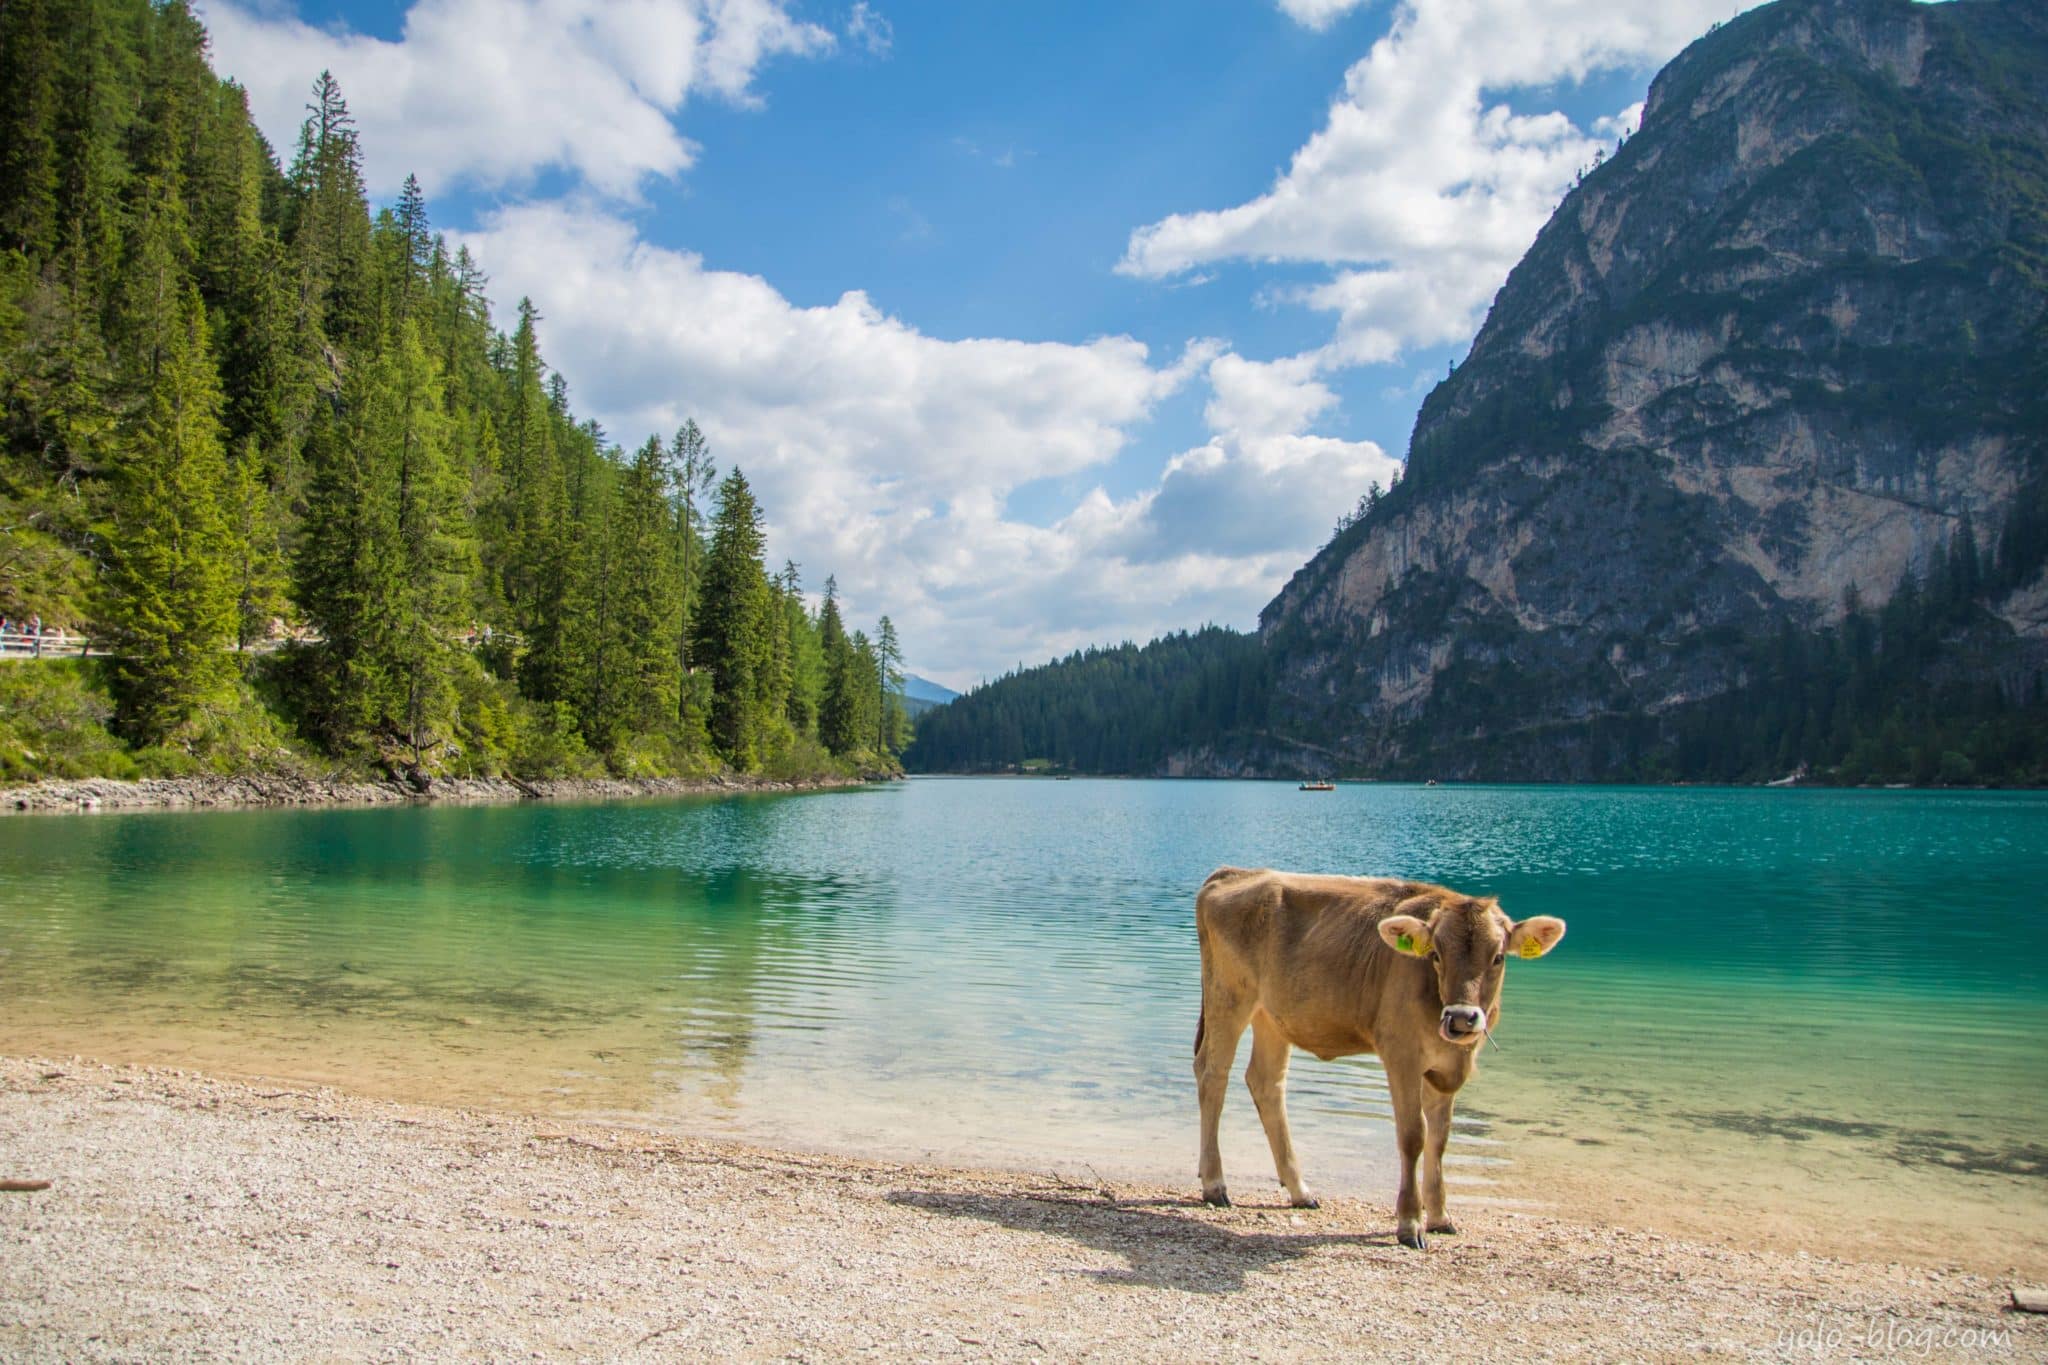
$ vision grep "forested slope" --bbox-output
[0,0,907,784]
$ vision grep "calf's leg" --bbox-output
[1382,1056,1428,1248]
[1421,1080,1459,1234]
[1245,1008,1317,1208]
[1194,991,1252,1206]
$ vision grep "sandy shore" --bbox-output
[1,770,876,815]
[2,1057,2041,1362]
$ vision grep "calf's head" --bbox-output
[1377,893,1565,1045]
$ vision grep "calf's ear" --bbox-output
[1378,915,1433,957]
[1505,916,1566,960]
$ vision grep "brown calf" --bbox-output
[1193,867,1565,1248]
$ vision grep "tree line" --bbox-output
[906,530,2048,786]
[904,628,1270,774]
[0,1,905,782]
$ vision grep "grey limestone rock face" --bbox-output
[1244,0,2048,779]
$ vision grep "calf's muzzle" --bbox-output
[1439,1004,1486,1044]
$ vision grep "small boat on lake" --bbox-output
[1298,780,1335,792]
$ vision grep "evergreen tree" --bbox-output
[695,467,775,768]
[0,0,60,257]
[605,435,684,744]
[875,614,906,754]
[294,377,399,750]
[99,288,237,740]
[222,435,287,649]
[109,170,193,388]
[48,0,124,285]
[817,577,860,755]
[780,560,822,736]
[379,318,473,764]
[284,70,373,352]
[666,418,715,690]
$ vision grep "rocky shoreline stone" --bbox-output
[1,770,877,814]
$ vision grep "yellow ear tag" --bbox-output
[1396,933,1418,955]
[1518,938,1544,960]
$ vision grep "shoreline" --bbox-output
[4,1055,2041,1361]
[1,770,878,815]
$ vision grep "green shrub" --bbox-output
[759,732,851,783]
[608,728,718,780]
[0,659,135,781]
[506,699,604,780]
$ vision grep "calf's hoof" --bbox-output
[1397,1226,1427,1250]
[1426,1218,1459,1235]
[1290,1190,1321,1210]
[1201,1185,1231,1207]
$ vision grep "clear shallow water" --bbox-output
[2,780,2045,1251]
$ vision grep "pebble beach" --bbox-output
[3,1056,2042,1362]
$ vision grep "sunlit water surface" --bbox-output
[3,780,2043,1261]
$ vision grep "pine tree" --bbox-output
[607,435,684,743]
[284,70,373,353]
[393,173,429,321]
[100,288,237,741]
[379,318,473,764]
[109,171,194,388]
[48,0,124,286]
[695,467,775,768]
[223,435,287,650]
[0,0,60,257]
[817,577,861,755]
[294,379,399,750]
[875,614,907,754]
[666,418,716,689]
[780,561,822,736]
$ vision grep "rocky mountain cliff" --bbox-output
[1249,0,2048,779]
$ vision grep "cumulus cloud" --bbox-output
[1112,351,1397,565]
[202,0,835,196]
[451,205,1386,686]
[1276,0,1372,31]
[1124,0,1757,367]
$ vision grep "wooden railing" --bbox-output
[0,629,90,659]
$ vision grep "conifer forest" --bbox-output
[0,0,908,783]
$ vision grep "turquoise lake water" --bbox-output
[2,779,2044,1255]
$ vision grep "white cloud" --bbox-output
[1114,351,1397,565]
[1276,0,1372,31]
[451,205,1387,687]
[201,0,834,196]
[846,1,892,57]
[1123,0,1757,368]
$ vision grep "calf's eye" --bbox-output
[1492,952,1505,966]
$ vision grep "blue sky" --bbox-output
[200,0,1756,688]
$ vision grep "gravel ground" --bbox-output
[2,1058,2041,1362]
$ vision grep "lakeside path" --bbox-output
[3,1058,2041,1362]
[1,771,876,814]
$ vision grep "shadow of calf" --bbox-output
[884,1189,1393,1294]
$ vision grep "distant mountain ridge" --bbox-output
[909,0,2048,784]
[902,674,958,705]
[899,673,959,720]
